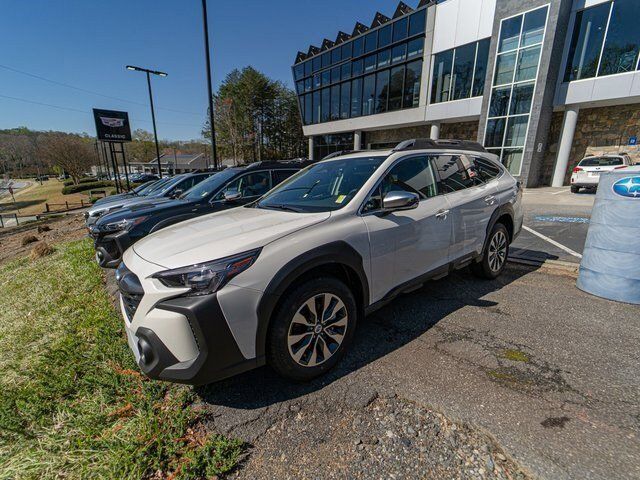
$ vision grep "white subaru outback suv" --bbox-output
[116,139,523,384]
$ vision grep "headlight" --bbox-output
[102,216,148,233]
[152,249,261,296]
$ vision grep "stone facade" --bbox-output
[540,104,640,185]
[364,122,480,148]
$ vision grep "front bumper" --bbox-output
[116,263,259,385]
[95,231,133,268]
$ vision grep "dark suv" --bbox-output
[91,161,309,268]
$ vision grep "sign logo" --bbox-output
[612,176,640,198]
[629,136,637,146]
[99,116,125,128]
[92,108,132,143]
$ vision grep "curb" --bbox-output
[508,255,579,276]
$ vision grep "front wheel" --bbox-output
[471,223,510,279]
[267,277,357,381]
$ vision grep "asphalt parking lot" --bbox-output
[197,261,638,479]
[511,187,595,264]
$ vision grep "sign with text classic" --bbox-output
[93,109,132,142]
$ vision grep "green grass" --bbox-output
[0,239,243,479]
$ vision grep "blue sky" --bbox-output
[0,0,401,140]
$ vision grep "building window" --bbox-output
[378,24,392,48]
[362,74,376,115]
[484,5,548,176]
[313,133,354,160]
[292,6,429,124]
[430,39,491,104]
[452,42,476,100]
[330,84,340,120]
[351,78,362,117]
[598,0,640,76]
[393,16,408,43]
[313,90,321,123]
[564,0,640,82]
[378,49,391,68]
[408,11,426,37]
[388,65,405,111]
[340,81,351,119]
[321,87,330,122]
[304,94,312,125]
[404,60,422,108]
[472,38,490,96]
[364,31,377,53]
[375,69,390,113]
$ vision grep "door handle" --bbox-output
[435,209,450,219]
[484,195,496,205]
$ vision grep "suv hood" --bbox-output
[133,206,330,269]
[95,198,191,227]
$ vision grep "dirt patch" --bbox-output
[0,214,87,265]
[232,395,529,480]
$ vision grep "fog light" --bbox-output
[137,338,154,365]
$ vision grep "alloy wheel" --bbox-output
[488,230,508,272]
[287,293,348,367]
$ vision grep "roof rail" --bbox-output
[393,138,487,153]
[322,150,359,160]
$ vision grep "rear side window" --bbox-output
[473,157,502,182]
[579,156,623,167]
[432,155,474,193]
[272,169,297,185]
[177,175,205,192]
[215,171,271,200]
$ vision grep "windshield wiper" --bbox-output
[258,203,302,213]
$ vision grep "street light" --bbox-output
[201,0,218,170]
[126,65,167,177]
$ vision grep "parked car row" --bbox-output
[97,140,523,385]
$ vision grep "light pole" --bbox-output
[201,0,218,170]
[126,65,167,177]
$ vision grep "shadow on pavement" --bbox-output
[196,264,538,410]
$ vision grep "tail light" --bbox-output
[614,165,627,170]
[572,167,583,173]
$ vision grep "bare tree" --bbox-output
[40,134,97,184]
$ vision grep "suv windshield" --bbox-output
[579,156,623,167]
[256,156,386,213]
[182,169,239,201]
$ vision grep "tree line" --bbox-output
[0,67,306,182]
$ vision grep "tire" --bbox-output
[570,185,579,193]
[267,277,357,381]
[471,223,510,279]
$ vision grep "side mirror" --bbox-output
[171,189,183,199]
[224,189,242,202]
[382,191,419,212]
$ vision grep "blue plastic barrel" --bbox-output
[576,166,640,304]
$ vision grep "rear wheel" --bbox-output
[267,277,357,381]
[471,223,510,279]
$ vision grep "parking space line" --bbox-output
[522,225,583,259]
[551,189,569,195]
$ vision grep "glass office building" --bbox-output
[292,0,640,187]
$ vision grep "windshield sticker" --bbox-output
[335,195,346,203]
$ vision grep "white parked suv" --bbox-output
[116,139,523,384]
[570,154,633,193]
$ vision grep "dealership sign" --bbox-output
[93,109,132,142]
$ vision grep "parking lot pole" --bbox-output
[202,0,218,170]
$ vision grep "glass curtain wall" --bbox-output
[564,0,640,82]
[430,38,491,104]
[293,8,427,125]
[484,5,549,176]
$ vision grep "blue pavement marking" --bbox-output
[533,215,590,224]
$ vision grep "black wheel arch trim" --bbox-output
[255,241,369,359]
[481,203,515,260]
